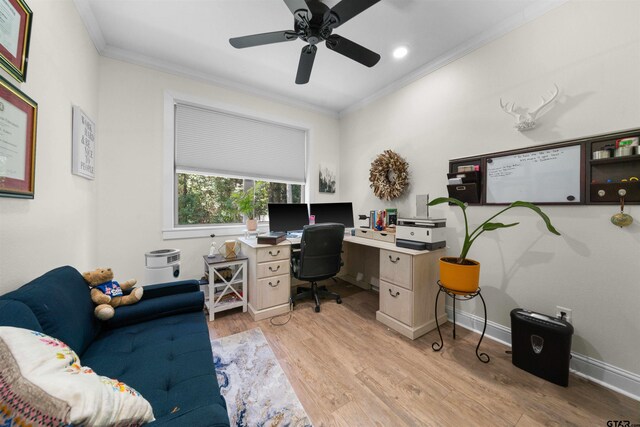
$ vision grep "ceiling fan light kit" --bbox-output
[229,0,382,84]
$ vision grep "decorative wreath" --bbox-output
[369,150,409,200]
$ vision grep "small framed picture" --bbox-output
[0,0,33,82]
[0,73,37,198]
[72,106,96,180]
[319,163,336,193]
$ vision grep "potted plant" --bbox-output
[232,184,261,231]
[427,197,561,293]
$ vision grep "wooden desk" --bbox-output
[238,235,446,339]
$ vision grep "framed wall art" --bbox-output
[0,73,37,198]
[319,162,336,193]
[0,0,33,82]
[71,106,95,179]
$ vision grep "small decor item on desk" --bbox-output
[374,210,386,231]
[82,267,143,320]
[385,208,398,226]
[257,232,286,245]
[219,240,240,259]
[231,182,264,232]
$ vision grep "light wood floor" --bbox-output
[207,280,639,426]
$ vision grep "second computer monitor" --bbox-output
[310,202,354,228]
[267,203,309,233]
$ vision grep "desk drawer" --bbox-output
[257,259,289,278]
[256,274,290,309]
[379,281,413,326]
[373,231,395,243]
[257,246,290,263]
[380,249,412,290]
[355,229,374,239]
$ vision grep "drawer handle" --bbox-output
[269,250,280,256]
[269,280,280,287]
[380,233,387,236]
[388,289,400,298]
[269,265,281,272]
[389,255,401,263]
[361,230,368,234]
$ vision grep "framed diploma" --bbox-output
[0,0,32,82]
[0,73,37,198]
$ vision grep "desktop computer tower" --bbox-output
[510,308,574,387]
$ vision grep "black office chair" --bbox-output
[291,223,345,313]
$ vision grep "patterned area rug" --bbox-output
[211,328,312,427]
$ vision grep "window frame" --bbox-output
[163,91,310,240]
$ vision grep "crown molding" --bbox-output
[338,0,568,117]
[73,0,106,52]
[73,0,567,120]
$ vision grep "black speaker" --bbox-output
[510,308,574,387]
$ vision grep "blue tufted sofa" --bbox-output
[0,266,230,426]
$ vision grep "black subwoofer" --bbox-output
[510,308,574,387]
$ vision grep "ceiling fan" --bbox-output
[229,0,381,84]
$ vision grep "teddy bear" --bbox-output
[82,267,143,320]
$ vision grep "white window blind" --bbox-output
[175,104,307,184]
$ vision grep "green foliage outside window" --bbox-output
[177,173,303,225]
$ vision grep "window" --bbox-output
[163,92,308,239]
[176,175,303,225]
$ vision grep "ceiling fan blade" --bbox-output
[283,0,308,15]
[229,31,298,49]
[295,45,317,85]
[329,0,381,28]
[326,34,380,67]
[304,0,329,25]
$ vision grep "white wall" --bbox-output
[0,0,100,293]
[340,1,640,375]
[96,58,340,285]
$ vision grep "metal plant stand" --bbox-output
[432,280,490,363]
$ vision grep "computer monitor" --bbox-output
[309,202,354,228]
[267,203,309,233]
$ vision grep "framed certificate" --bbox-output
[0,74,37,198]
[0,0,32,82]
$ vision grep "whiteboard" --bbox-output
[485,145,581,204]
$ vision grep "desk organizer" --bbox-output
[355,228,396,243]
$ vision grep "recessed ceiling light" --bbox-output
[393,46,408,59]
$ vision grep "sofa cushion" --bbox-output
[0,300,42,332]
[0,326,155,426]
[0,266,101,355]
[81,311,228,426]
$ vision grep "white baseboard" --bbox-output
[445,307,640,401]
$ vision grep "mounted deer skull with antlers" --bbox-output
[500,84,559,131]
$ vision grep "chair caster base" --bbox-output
[337,298,342,304]
[314,306,320,313]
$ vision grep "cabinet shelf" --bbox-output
[589,155,640,165]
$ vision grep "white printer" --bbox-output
[396,217,446,250]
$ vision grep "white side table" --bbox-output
[202,255,248,321]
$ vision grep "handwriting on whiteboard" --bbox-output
[488,149,562,178]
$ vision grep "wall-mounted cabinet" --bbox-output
[586,132,640,204]
[448,128,640,206]
[448,160,483,204]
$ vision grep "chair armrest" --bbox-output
[103,291,204,329]
[141,280,201,300]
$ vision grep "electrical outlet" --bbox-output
[556,306,572,323]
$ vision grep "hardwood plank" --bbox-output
[208,280,639,425]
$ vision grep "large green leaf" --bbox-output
[482,222,519,231]
[510,201,561,235]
